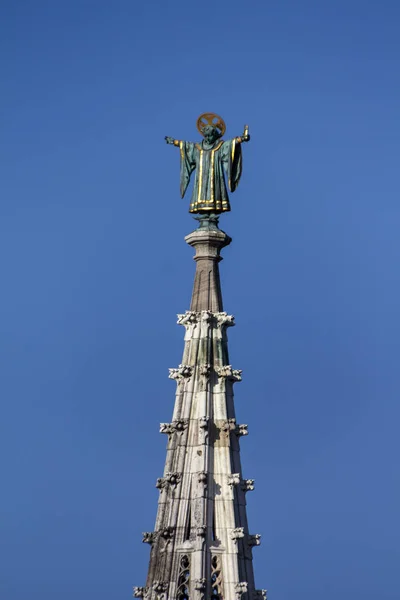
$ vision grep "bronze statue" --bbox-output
[165,113,250,214]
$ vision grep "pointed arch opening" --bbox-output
[211,554,224,600]
[177,554,190,600]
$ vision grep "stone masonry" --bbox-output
[134,223,265,600]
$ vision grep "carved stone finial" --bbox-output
[165,472,181,486]
[199,416,209,429]
[133,586,146,598]
[215,312,235,328]
[200,310,213,323]
[216,365,242,382]
[241,479,255,492]
[152,581,168,595]
[156,477,168,491]
[159,419,188,435]
[156,472,181,490]
[254,590,267,600]
[235,423,249,437]
[199,364,211,377]
[235,582,248,598]
[142,532,156,544]
[248,534,261,547]
[194,578,207,591]
[222,419,249,438]
[168,365,193,382]
[159,422,174,435]
[159,526,174,540]
[231,527,245,540]
[228,473,241,487]
[198,471,208,484]
[174,419,188,433]
[168,368,181,381]
[177,311,199,327]
[216,365,232,379]
[231,368,242,382]
[196,525,207,537]
[221,418,237,435]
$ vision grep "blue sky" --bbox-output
[1,1,399,599]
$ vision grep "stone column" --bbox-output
[185,224,231,313]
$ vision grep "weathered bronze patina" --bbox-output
[165,113,250,214]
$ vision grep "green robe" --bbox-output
[179,138,242,213]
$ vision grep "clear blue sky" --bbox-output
[1,1,399,599]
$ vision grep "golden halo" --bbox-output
[196,112,226,137]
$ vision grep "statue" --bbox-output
[165,113,250,215]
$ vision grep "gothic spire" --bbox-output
[134,218,265,600]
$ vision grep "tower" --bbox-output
[134,218,265,600]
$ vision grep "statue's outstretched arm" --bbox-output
[232,125,251,144]
[165,136,181,147]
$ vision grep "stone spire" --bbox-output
[134,219,265,600]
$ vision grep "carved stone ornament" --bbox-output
[199,364,211,377]
[253,590,267,600]
[228,473,241,487]
[159,526,174,540]
[199,416,209,429]
[159,422,174,435]
[196,525,207,537]
[231,369,242,382]
[194,578,207,591]
[241,479,255,492]
[142,531,156,544]
[200,310,213,324]
[221,419,248,438]
[156,477,168,491]
[221,418,237,435]
[174,419,188,433]
[156,472,181,490]
[215,312,235,328]
[211,554,224,599]
[198,471,208,484]
[248,534,261,547]
[152,581,168,595]
[168,365,193,382]
[236,423,249,437]
[133,587,146,598]
[235,582,248,598]
[177,311,199,327]
[159,419,188,435]
[216,365,242,382]
[165,472,181,486]
[231,527,245,540]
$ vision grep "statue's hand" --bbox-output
[165,136,175,145]
[242,125,250,142]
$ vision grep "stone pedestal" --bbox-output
[185,227,231,313]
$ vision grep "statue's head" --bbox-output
[197,113,226,143]
[203,125,221,144]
